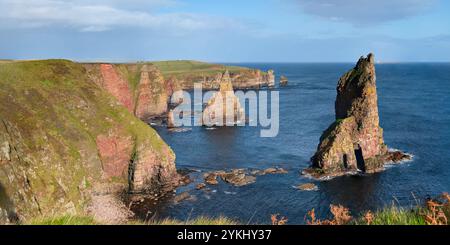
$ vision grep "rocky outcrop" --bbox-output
[265,69,275,88]
[305,54,410,178]
[134,65,168,120]
[167,109,176,128]
[202,71,245,126]
[200,167,287,188]
[280,75,288,86]
[0,60,179,224]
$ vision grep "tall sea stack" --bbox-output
[306,53,410,177]
[202,70,245,126]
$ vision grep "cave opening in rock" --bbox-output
[354,145,366,172]
[343,154,349,169]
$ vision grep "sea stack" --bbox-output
[202,70,245,126]
[280,75,288,86]
[305,53,410,177]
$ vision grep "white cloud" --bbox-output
[294,0,437,26]
[0,0,238,32]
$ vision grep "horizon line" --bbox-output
[2,58,450,64]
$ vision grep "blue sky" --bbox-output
[0,0,449,62]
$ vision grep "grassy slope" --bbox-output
[0,59,171,219]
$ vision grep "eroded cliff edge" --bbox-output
[304,54,411,178]
[0,60,179,224]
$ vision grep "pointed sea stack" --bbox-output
[202,70,245,126]
[305,53,411,178]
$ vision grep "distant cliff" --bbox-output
[306,54,410,178]
[83,61,273,121]
[0,60,178,224]
[152,60,274,91]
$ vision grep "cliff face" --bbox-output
[202,71,245,126]
[98,64,135,112]
[0,60,178,223]
[84,63,169,121]
[134,65,168,120]
[308,54,409,177]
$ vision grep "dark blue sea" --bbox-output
[150,63,450,224]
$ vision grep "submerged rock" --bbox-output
[251,167,288,176]
[173,192,193,204]
[296,183,318,191]
[196,183,206,190]
[306,53,410,178]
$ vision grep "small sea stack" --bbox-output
[167,109,176,128]
[304,53,411,178]
[280,75,288,86]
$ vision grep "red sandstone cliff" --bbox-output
[99,64,135,112]
[134,65,168,120]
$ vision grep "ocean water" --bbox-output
[148,63,450,224]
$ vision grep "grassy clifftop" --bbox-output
[149,60,270,90]
[151,60,250,77]
[0,59,176,223]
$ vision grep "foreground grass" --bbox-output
[353,206,426,225]
[135,216,239,225]
[27,215,98,225]
[26,215,238,225]
[25,193,450,225]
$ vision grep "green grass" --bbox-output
[26,215,238,225]
[354,206,426,225]
[27,215,97,225]
[147,216,239,225]
[150,60,253,79]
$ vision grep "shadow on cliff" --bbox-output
[0,182,19,223]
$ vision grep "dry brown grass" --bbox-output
[271,214,288,225]
[305,193,450,225]
[305,205,352,225]
[421,193,449,225]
